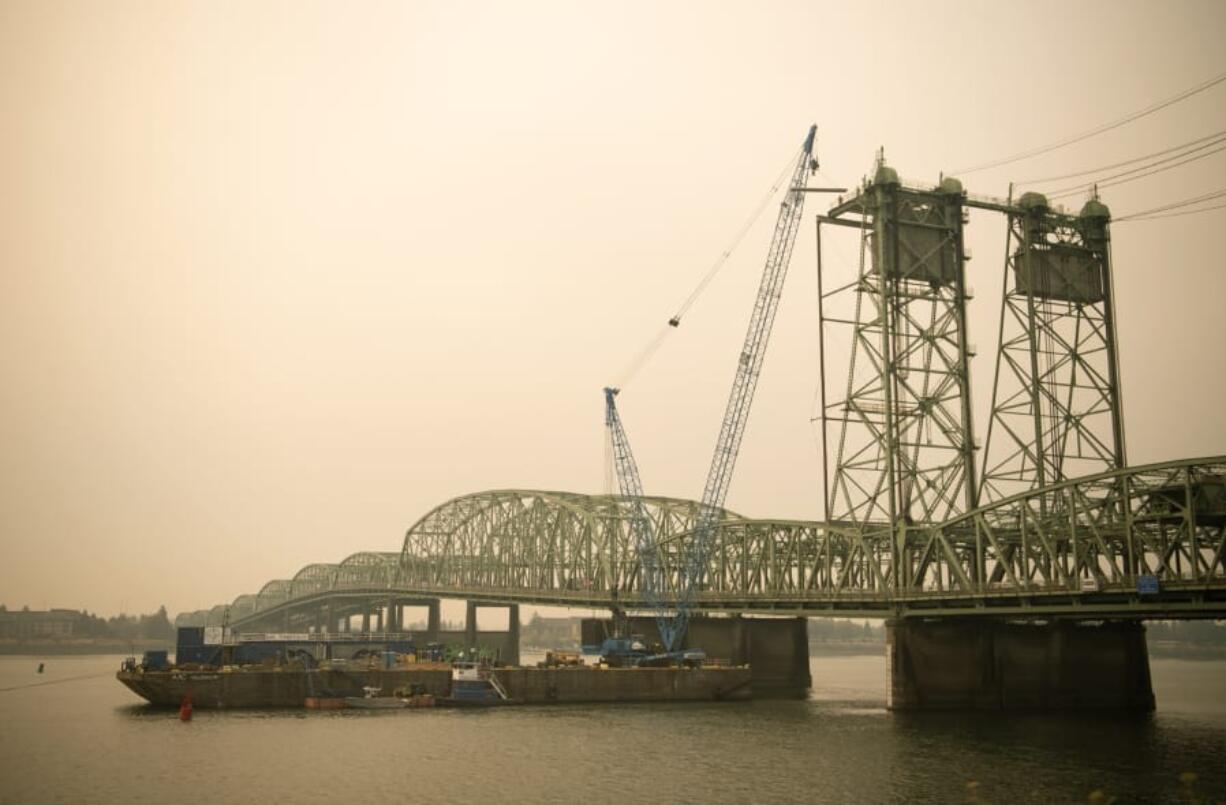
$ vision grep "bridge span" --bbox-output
[173,456,1224,710]
[179,455,1225,628]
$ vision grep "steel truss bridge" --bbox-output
[178,170,1224,632]
[179,456,1226,630]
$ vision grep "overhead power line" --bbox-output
[1116,201,1226,222]
[1017,126,1226,185]
[949,67,1226,175]
[1046,137,1226,199]
[1113,187,1226,221]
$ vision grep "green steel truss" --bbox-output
[182,457,1226,627]
[820,166,977,533]
[979,194,1124,510]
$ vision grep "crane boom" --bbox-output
[603,125,817,654]
[603,387,676,647]
[672,124,817,646]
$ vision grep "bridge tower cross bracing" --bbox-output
[978,193,1125,516]
[819,161,978,589]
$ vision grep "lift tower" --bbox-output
[819,162,977,590]
[978,194,1125,514]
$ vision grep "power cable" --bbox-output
[1046,140,1226,200]
[1017,126,1226,185]
[950,67,1226,175]
[1113,187,1226,221]
[1117,201,1226,222]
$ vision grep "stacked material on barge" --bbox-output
[116,628,751,709]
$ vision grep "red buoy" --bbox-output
[179,694,193,721]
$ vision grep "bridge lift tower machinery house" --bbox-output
[601,124,828,664]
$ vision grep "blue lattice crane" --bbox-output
[603,125,818,655]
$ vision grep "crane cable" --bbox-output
[613,139,807,387]
[950,67,1226,175]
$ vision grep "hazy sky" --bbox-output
[3,0,1224,618]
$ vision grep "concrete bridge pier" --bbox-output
[385,597,398,632]
[426,599,440,644]
[581,615,810,697]
[460,601,521,665]
[887,619,1155,711]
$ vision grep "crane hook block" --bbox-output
[668,317,681,328]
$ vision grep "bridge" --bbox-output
[178,170,1222,710]
[179,455,1226,630]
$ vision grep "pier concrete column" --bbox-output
[887,619,1154,711]
[426,599,441,643]
[386,597,398,632]
[505,604,520,666]
[374,604,383,633]
[465,601,478,649]
[361,611,370,633]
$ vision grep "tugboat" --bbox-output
[440,660,517,707]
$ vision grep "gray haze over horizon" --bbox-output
[3,0,1225,618]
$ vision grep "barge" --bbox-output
[116,629,752,709]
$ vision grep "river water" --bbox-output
[1,652,1224,804]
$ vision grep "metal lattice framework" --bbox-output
[820,166,978,532]
[179,462,1226,628]
[335,552,400,589]
[398,490,744,598]
[979,193,1124,508]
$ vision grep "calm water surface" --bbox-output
[1,652,1224,804]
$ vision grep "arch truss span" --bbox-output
[183,463,1226,626]
[397,489,745,600]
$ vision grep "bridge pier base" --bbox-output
[887,619,1154,711]
[582,615,810,698]
[426,600,440,644]
[457,601,520,665]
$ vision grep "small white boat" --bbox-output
[344,686,408,710]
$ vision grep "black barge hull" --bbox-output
[117,665,752,708]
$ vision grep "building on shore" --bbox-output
[0,609,79,640]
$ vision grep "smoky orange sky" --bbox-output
[2,0,1224,618]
